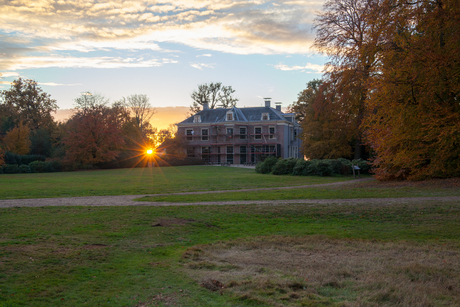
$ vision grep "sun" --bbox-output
[146,149,154,155]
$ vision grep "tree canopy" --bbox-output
[302,0,460,179]
[1,78,58,131]
[190,82,238,113]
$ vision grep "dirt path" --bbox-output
[1,178,459,208]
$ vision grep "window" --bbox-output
[254,127,262,140]
[226,112,233,121]
[187,147,195,157]
[194,115,201,123]
[202,146,211,162]
[261,113,269,121]
[239,127,247,140]
[227,127,233,139]
[269,126,275,139]
[226,146,234,164]
[201,128,209,141]
[186,129,194,141]
[240,146,247,164]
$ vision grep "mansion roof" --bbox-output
[178,106,296,125]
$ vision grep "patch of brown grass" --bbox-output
[182,236,460,306]
[151,218,195,227]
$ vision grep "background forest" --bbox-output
[0,79,190,173]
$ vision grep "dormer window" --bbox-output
[194,115,201,123]
[226,111,233,121]
[261,113,269,121]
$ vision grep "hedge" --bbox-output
[255,157,371,177]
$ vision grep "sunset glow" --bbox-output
[0,0,327,121]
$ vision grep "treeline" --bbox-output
[290,0,459,180]
[0,78,188,173]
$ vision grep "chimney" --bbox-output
[264,97,271,108]
[202,98,209,110]
[275,102,282,112]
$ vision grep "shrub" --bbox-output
[305,160,319,176]
[21,155,46,165]
[293,160,308,176]
[29,161,47,173]
[317,161,333,176]
[19,164,31,173]
[3,164,20,174]
[272,158,298,175]
[329,159,344,175]
[4,152,46,165]
[29,161,62,173]
[255,156,278,174]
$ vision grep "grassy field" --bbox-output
[0,166,353,199]
[137,179,460,203]
[1,167,459,306]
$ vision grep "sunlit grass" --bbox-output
[0,166,355,199]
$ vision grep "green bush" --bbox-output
[304,160,319,176]
[29,161,62,173]
[257,157,371,177]
[255,156,278,174]
[272,158,298,175]
[3,164,20,174]
[292,159,308,176]
[4,151,46,165]
[328,159,343,175]
[19,164,31,173]
[317,161,333,176]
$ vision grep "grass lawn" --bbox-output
[137,179,460,203]
[1,167,459,306]
[0,166,354,199]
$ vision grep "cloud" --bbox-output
[0,72,20,78]
[273,63,324,73]
[197,54,212,57]
[0,0,324,71]
[3,55,174,70]
[38,82,82,86]
[190,62,215,70]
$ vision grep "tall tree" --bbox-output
[363,0,460,180]
[298,79,356,159]
[0,78,58,131]
[63,93,125,165]
[118,94,156,134]
[3,121,31,155]
[190,82,238,113]
[289,79,322,122]
[313,0,391,158]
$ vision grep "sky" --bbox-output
[0,0,327,124]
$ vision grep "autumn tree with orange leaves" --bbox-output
[63,93,125,166]
[363,0,460,180]
[305,0,459,179]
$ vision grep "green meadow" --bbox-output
[1,166,459,306]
